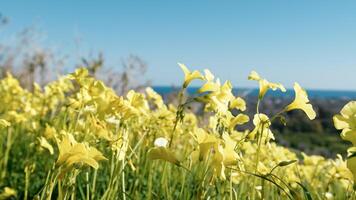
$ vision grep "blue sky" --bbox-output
[1,0,356,90]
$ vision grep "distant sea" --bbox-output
[152,86,356,99]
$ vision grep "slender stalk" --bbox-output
[86,171,90,200]
[251,122,265,199]
[178,169,187,199]
[230,170,233,200]
[121,159,126,200]
[91,169,97,199]
[169,88,185,147]
[24,166,31,200]
[1,127,12,179]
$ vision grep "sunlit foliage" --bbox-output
[0,64,354,199]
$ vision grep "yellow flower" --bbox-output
[0,119,10,129]
[44,124,56,139]
[247,71,260,81]
[229,97,246,111]
[229,114,249,131]
[193,128,218,161]
[221,133,240,166]
[196,69,237,113]
[286,82,316,120]
[302,152,324,165]
[248,71,286,99]
[178,63,204,88]
[68,68,89,80]
[211,133,240,180]
[148,137,181,165]
[248,114,275,143]
[145,87,165,109]
[147,147,180,165]
[56,133,107,170]
[0,187,16,199]
[6,111,27,123]
[90,116,112,141]
[346,147,356,184]
[203,69,215,81]
[198,80,234,113]
[211,143,226,180]
[331,154,353,181]
[198,81,220,94]
[127,90,149,112]
[198,69,220,93]
[38,137,54,155]
[333,101,356,145]
[110,129,129,161]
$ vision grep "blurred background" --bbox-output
[1,0,356,157]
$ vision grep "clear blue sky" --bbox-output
[1,0,356,90]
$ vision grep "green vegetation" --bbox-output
[0,65,354,199]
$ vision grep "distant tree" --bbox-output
[77,53,150,95]
[0,14,64,90]
[0,13,150,94]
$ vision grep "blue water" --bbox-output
[152,86,356,99]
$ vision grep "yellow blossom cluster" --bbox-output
[0,64,353,199]
[334,101,356,188]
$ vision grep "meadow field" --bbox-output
[0,64,355,200]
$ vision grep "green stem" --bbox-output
[91,169,97,199]
[178,169,187,199]
[86,171,90,200]
[121,159,126,200]
[251,122,265,199]
[1,127,12,179]
[169,88,185,147]
[24,166,31,200]
[230,169,233,200]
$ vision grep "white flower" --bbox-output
[154,137,169,148]
[83,105,97,113]
[255,186,262,190]
[105,116,120,125]
[325,192,333,199]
